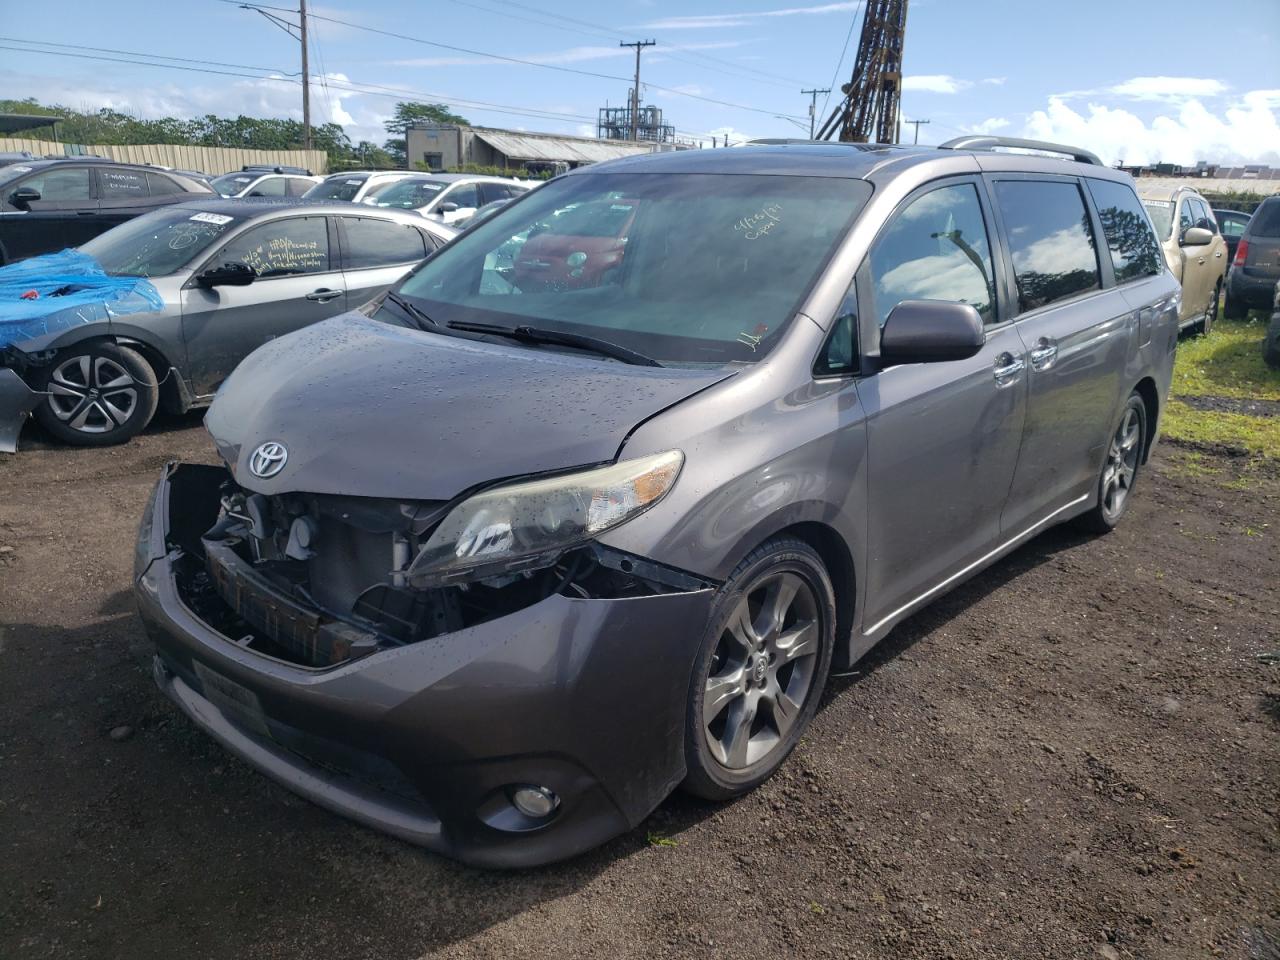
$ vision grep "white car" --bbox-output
[359,174,530,225]
[302,171,416,204]
[209,170,324,199]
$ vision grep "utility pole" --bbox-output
[906,118,930,144]
[299,0,311,150]
[801,88,831,139]
[620,39,656,141]
[240,2,311,150]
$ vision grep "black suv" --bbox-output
[0,158,214,265]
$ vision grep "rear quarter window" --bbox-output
[1085,179,1164,283]
[994,179,1101,312]
[1248,200,1280,237]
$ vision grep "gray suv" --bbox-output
[134,137,1179,867]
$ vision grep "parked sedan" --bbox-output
[302,170,412,204]
[360,174,529,225]
[209,170,323,199]
[136,138,1178,867]
[0,158,214,265]
[0,200,454,448]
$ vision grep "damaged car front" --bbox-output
[134,157,872,866]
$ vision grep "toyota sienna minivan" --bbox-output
[134,136,1180,867]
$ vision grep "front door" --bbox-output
[992,176,1136,533]
[180,215,347,396]
[854,178,1028,632]
[1175,194,1213,321]
[3,165,98,259]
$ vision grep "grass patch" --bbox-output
[1162,398,1280,458]
[1172,315,1280,402]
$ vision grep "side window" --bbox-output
[249,177,287,197]
[341,217,428,269]
[214,216,329,278]
[1178,197,1195,236]
[20,167,91,201]
[99,168,150,199]
[1220,216,1246,238]
[1192,198,1216,233]
[443,183,478,209]
[146,172,185,196]
[286,178,313,197]
[993,180,1101,312]
[1085,179,1163,283]
[868,181,995,328]
[478,183,509,205]
[816,283,858,376]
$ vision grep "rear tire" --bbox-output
[682,537,835,801]
[1075,392,1147,536]
[34,342,158,446]
[1264,312,1280,371]
[1223,291,1247,321]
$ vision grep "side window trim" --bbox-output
[982,171,1109,322]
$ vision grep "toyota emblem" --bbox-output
[248,441,288,479]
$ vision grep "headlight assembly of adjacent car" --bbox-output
[407,450,684,586]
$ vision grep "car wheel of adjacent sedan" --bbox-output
[34,343,158,446]
[682,537,835,801]
[1202,282,1220,336]
[1075,392,1147,535]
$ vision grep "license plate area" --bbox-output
[193,660,269,737]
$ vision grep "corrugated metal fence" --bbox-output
[0,138,328,175]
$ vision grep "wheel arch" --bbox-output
[1133,375,1159,464]
[113,335,190,414]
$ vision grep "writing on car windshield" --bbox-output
[79,208,242,277]
[395,172,871,366]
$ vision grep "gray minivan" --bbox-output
[135,137,1179,868]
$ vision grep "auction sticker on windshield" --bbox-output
[190,212,234,225]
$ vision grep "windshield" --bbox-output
[394,172,871,366]
[211,173,255,196]
[1142,199,1174,239]
[364,178,447,209]
[79,207,243,277]
[305,176,368,201]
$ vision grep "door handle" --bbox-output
[305,288,342,302]
[993,352,1024,386]
[1029,337,1058,370]
[1197,257,1206,265]
[1214,251,1223,258]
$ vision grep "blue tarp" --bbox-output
[0,249,163,349]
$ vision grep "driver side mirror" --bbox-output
[196,262,256,288]
[10,186,40,209]
[438,201,459,213]
[1180,226,1213,247]
[879,300,985,366]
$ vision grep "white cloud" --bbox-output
[981,77,1006,86]
[1055,76,1231,104]
[967,117,1012,135]
[639,2,859,30]
[902,75,971,95]
[1022,90,1280,166]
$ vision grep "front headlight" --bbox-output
[407,450,683,586]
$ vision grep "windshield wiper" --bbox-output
[384,292,437,329]
[445,320,663,367]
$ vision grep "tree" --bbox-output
[382,101,469,165]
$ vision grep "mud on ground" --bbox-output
[0,417,1277,960]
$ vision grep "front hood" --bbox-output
[205,314,734,499]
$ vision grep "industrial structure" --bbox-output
[597,102,677,144]
[817,0,910,144]
[405,123,678,174]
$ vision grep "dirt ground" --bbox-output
[0,414,1276,960]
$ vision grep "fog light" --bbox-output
[510,785,559,819]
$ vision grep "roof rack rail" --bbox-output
[938,135,1102,166]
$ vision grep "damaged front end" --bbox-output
[0,363,41,453]
[155,461,710,670]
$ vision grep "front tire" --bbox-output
[1201,282,1220,336]
[682,537,835,801]
[1075,392,1147,535]
[34,343,158,446]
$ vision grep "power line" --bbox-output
[819,1,865,120]
[905,118,930,144]
[620,40,656,141]
[221,0,807,121]
[800,88,831,139]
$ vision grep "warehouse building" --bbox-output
[405,124,681,174]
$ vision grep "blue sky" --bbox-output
[2,0,1278,164]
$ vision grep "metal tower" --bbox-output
[816,0,910,144]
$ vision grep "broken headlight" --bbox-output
[406,450,683,586]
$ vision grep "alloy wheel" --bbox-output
[46,355,139,434]
[1101,406,1142,520]
[703,571,821,770]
